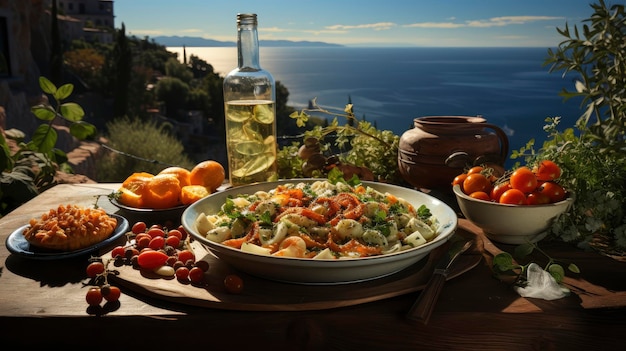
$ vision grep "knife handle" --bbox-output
[406,272,447,324]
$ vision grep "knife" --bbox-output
[406,238,475,324]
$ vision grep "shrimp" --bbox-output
[272,236,307,258]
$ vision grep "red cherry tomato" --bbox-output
[147,227,165,239]
[224,274,244,294]
[177,250,195,264]
[490,181,512,202]
[165,235,181,248]
[539,181,567,203]
[452,173,468,186]
[499,189,527,205]
[137,250,169,270]
[462,173,491,195]
[467,166,484,175]
[111,246,126,259]
[148,236,166,250]
[131,221,147,234]
[510,167,537,193]
[167,229,183,240]
[526,191,551,205]
[533,160,562,181]
[103,286,121,302]
[86,261,105,278]
[189,267,205,283]
[135,234,151,250]
[175,266,190,281]
[469,191,491,201]
[86,287,103,306]
[177,225,188,241]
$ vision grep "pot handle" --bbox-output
[481,123,509,165]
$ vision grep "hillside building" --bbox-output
[56,0,115,44]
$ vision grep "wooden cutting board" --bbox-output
[104,224,483,311]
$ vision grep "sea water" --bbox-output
[169,46,584,167]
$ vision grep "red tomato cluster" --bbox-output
[110,222,211,284]
[453,160,567,205]
[110,221,244,294]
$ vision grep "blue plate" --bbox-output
[5,214,129,260]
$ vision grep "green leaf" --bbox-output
[327,167,345,184]
[493,252,519,272]
[514,243,535,259]
[31,105,57,121]
[55,83,74,100]
[60,102,85,122]
[52,148,68,165]
[30,124,57,154]
[568,263,581,274]
[69,121,96,140]
[38,76,56,95]
[548,264,565,283]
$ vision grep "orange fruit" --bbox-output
[158,166,191,188]
[180,185,211,205]
[142,173,182,209]
[121,172,154,193]
[189,160,225,192]
[118,187,144,208]
[118,172,154,208]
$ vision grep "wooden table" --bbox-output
[1,183,625,350]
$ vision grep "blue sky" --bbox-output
[115,0,603,47]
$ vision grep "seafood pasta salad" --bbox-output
[194,180,440,259]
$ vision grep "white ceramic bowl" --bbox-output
[181,179,457,285]
[453,184,573,245]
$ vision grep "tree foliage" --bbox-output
[63,48,105,89]
[545,0,626,150]
[155,77,190,116]
[515,0,626,251]
[97,117,195,182]
[111,23,132,118]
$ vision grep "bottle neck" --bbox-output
[237,14,260,69]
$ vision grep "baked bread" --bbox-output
[23,204,118,251]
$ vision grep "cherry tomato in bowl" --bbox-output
[452,184,573,245]
[533,160,562,181]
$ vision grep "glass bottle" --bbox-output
[223,13,277,186]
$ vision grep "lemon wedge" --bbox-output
[232,153,276,178]
[235,141,265,156]
[253,103,274,124]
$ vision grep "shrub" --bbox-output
[96,117,195,182]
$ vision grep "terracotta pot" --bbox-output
[398,116,508,190]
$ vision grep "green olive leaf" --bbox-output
[492,252,519,273]
[29,124,57,154]
[31,105,57,121]
[38,76,56,95]
[514,243,535,259]
[69,121,96,140]
[55,83,74,101]
[52,148,68,165]
[548,264,565,283]
[568,263,581,274]
[60,102,85,122]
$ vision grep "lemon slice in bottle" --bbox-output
[226,102,253,122]
[253,103,274,124]
[235,141,265,156]
[232,153,276,178]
